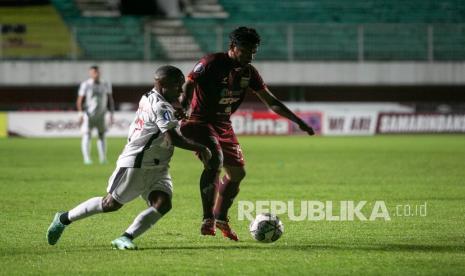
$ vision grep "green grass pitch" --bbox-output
[0,136,464,275]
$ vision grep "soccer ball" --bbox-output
[249,213,284,243]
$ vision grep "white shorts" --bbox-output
[81,113,106,134]
[106,167,173,205]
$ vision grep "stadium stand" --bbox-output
[184,0,465,61]
[2,0,464,61]
[51,0,165,60]
[0,4,78,59]
[217,0,465,23]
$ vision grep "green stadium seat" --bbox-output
[50,0,465,61]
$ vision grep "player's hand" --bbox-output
[299,122,315,135]
[199,147,212,168]
[174,108,187,120]
[78,114,84,126]
[171,100,187,120]
[109,114,115,126]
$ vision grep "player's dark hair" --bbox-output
[155,65,184,82]
[90,65,99,70]
[229,26,260,48]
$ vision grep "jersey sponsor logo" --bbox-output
[219,97,241,104]
[220,89,242,97]
[193,62,205,73]
[220,88,228,97]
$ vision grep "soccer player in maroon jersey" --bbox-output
[180,26,314,241]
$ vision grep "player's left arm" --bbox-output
[167,128,212,167]
[255,88,314,135]
[180,78,195,111]
[107,83,115,125]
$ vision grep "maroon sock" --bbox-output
[214,175,241,221]
[200,169,220,219]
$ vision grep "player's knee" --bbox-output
[102,195,123,212]
[157,200,172,215]
[208,155,223,171]
[229,168,246,182]
[148,191,172,215]
[221,181,240,198]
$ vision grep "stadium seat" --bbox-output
[184,0,465,61]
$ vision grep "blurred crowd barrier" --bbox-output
[3,103,465,137]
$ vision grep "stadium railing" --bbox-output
[1,23,464,61]
[184,23,465,62]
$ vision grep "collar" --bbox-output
[152,89,167,102]
[89,78,101,84]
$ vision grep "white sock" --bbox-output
[81,133,91,162]
[68,197,103,222]
[97,135,106,163]
[125,207,162,239]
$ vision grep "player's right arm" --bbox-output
[106,81,115,125]
[167,128,212,167]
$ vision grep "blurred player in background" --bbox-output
[180,26,314,241]
[47,65,211,250]
[77,65,115,164]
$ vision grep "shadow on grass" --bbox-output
[6,243,463,256]
[141,243,465,253]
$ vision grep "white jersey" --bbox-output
[78,78,112,117]
[116,89,178,168]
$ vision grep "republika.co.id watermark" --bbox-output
[237,200,427,221]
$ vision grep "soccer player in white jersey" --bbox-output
[47,65,212,250]
[77,65,115,164]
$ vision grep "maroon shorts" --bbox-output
[180,120,245,167]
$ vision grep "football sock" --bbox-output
[124,207,162,239]
[81,133,91,162]
[97,135,106,163]
[67,197,104,222]
[200,169,220,219]
[122,232,134,240]
[214,175,240,221]
[59,212,71,225]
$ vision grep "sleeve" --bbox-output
[249,65,267,92]
[187,57,209,82]
[78,81,86,96]
[153,102,179,133]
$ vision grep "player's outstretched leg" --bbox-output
[97,132,107,164]
[46,212,67,245]
[47,196,107,245]
[111,236,138,250]
[81,132,92,165]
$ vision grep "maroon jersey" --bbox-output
[187,52,266,122]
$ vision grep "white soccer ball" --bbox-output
[249,213,284,243]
